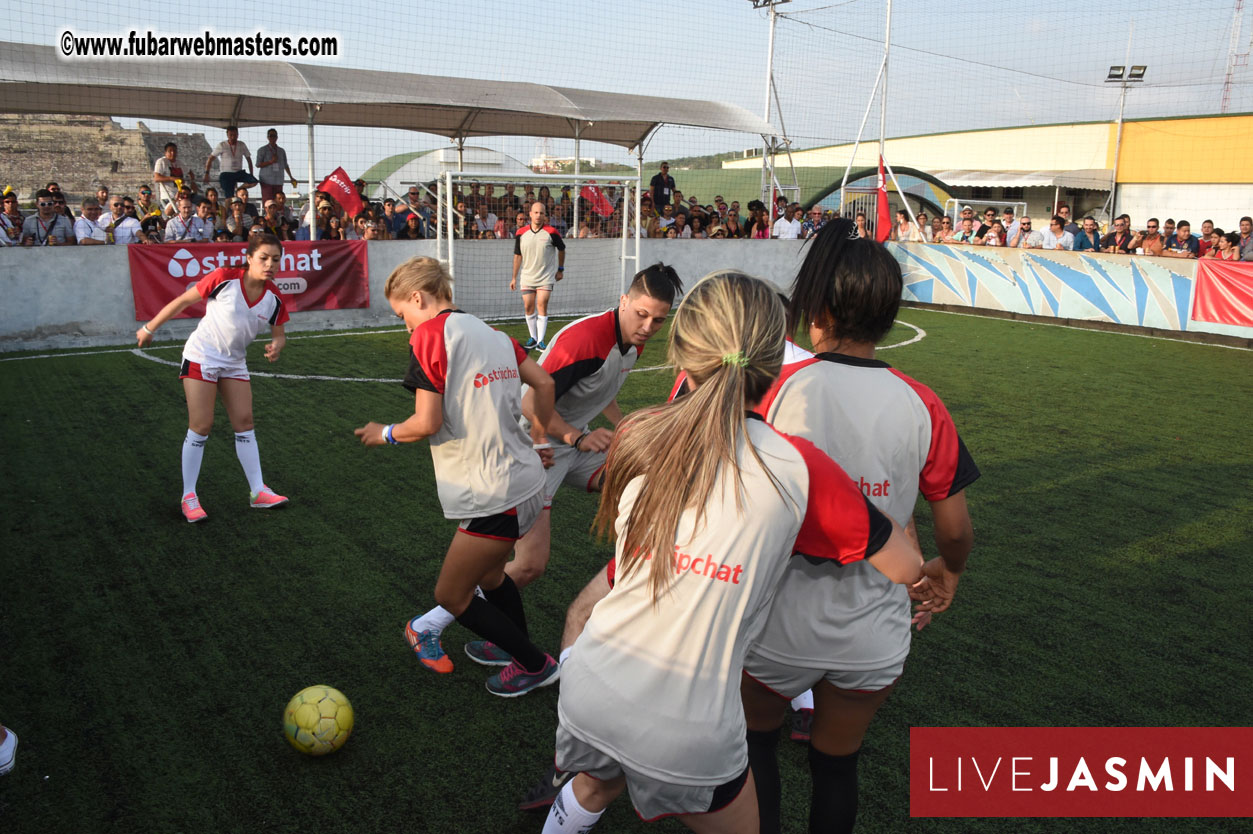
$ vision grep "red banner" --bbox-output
[318,166,364,218]
[128,240,369,321]
[579,181,614,217]
[1192,260,1253,327]
[910,727,1250,818]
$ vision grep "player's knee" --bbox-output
[507,555,548,587]
[432,581,472,616]
[188,421,213,436]
[231,416,255,432]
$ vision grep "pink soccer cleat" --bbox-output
[181,492,208,523]
[249,486,289,509]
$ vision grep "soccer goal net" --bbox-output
[436,172,641,320]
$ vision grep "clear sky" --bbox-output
[8,0,1251,182]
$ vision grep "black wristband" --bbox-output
[573,431,589,451]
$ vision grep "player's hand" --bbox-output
[556,270,565,282]
[908,557,961,615]
[577,428,614,454]
[911,608,934,632]
[509,278,517,291]
[265,338,284,362]
[136,327,153,347]
[355,422,388,446]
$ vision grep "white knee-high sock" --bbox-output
[182,430,208,495]
[537,315,549,343]
[233,429,265,493]
[792,689,815,711]
[542,780,604,834]
[525,314,538,339]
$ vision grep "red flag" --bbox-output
[580,181,614,217]
[875,156,891,243]
[317,167,364,218]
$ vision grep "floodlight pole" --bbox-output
[1101,25,1139,221]
[878,0,891,179]
[752,0,790,209]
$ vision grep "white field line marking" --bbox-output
[880,320,926,349]
[129,349,405,383]
[0,327,409,363]
[6,320,935,383]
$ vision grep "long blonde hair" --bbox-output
[594,271,786,601]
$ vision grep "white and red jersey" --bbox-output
[181,268,289,367]
[750,352,979,670]
[522,308,638,433]
[557,416,891,785]
[403,310,544,519]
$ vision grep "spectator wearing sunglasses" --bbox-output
[801,206,827,239]
[101,194,143,244]
[21,189,74,245]
[933,216,955,243]
[135,187,162,219]
[1,191,23,246]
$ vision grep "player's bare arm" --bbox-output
[600,399,624,428]
[518,357,556,447]
[264,324,286,363]
[136,286,203,346]
[510,253,522,292]
[355,389,443,446]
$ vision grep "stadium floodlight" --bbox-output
[1106,65,1125,82]
[1128,65,1147,81]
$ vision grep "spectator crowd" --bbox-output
[4,148,1252,262]
[902,203,1253,261]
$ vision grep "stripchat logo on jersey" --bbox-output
[473,367,521,388]
[165,246,324,294]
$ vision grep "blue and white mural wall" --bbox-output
[890,243,1253,340]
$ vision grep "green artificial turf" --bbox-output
[1,310,1249,833]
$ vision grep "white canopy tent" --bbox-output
[0,40,776,228]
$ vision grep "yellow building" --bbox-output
[724,114,1253,228]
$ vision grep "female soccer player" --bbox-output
[741,218,979,834]
[354,257,562,698]
[543,272,922,833]
[136,232,290,523]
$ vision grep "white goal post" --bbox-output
[436,172,641,320]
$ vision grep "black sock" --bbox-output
[455,596,546,672]
[747,727,782,834]
[482,575,528,635]
[808,746,859,834]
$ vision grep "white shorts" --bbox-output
[555,725,749,822]
[520,281,554,293]
[742,651,903,696]
[542,444,607,508]
[179,357,249,383]
[456,491,543,542]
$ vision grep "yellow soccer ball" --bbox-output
[282,685,354,756]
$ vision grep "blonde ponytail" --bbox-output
[594,271,786,601]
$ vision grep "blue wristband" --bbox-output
[383,424,399,445]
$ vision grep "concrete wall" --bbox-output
[3,238,1248,353]
[1115,184,1253,234]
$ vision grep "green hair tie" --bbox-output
[721,351,750,367]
